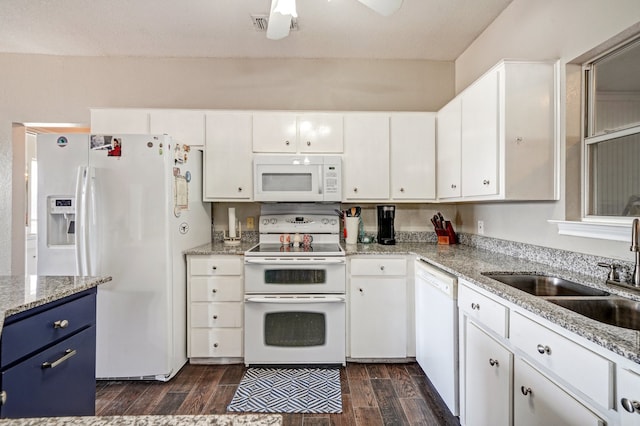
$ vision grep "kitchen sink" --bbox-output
[546,297,640,331]
[482,273,610,297]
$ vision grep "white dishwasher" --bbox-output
[415,258,458,416]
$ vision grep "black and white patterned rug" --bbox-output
[227,367,342,414]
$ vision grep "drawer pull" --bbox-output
[520,386,532,396]
[536,344,551,355]
[213,315,218,320]
[53,319,69,329]
[621,398,640,413]
[212,266,217,271]
[489,358,499,367]
[213,343,219,348]
[212,289,218,294]
[471,303,480,310]
[42,349,77,369]
[380,265,385,271]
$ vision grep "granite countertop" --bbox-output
[187,240,640,364]
[0,414,282,425]
[0,275,112,333]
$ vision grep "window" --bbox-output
[584,37,640,218]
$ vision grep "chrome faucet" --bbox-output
[632,218,640,287]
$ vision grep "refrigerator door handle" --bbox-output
[74,166,88,275]
[86,166,98,276]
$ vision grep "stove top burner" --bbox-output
[245,243,344,256]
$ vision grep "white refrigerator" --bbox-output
[37,133,211,381]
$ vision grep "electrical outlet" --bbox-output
[247,217,255,230]
[477,220,485,235]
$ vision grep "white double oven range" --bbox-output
[243,203,346,366]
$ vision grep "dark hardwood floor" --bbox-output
[96,362,460,426]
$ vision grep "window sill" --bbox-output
[549,220,632,242]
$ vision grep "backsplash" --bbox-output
[459,233,635,281]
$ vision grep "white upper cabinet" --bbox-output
[438,60,558,201]
[252,112,343,153]
[461,67,500,198]
[390,113,436,201]
[343,113,390,201]
[149,110,205,146]
[204,112,253,201]
[90,108,150,134]
[436,97,462,199]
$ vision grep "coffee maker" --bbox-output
[377,205,396,245]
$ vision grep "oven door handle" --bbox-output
[245,296,345,304]
[244,258,345,265]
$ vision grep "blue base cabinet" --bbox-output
[0,288,97,418]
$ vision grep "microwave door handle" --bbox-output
[245,296,345,304]
[318,164,323,195]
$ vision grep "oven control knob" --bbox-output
[330,219,337,225]
[262,219,269,225]
[270,218,277,224]
[322,218,329,224]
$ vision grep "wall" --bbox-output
[1,55,454,274]
[454,0,640,261]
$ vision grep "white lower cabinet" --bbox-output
[514,357,605,426]
[464,321,512,426]
[349,257,409,359]
[459,280,612,426]
[619,367,640,425]
[187,255,243,361]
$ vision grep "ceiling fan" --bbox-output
[266,0,404,40]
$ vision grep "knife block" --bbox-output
[436,221,457,245]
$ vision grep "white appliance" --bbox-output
[253,154,342,202]
[37,134,211,381]
[415,258,459,416]
[244,203,346,366]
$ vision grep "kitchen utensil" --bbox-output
[345,216,360,244]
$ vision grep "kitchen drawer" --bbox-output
[190,277,243,302]
[190,256,242,276]
[1,326,96,418]
[190,328,243,358]
[1,291,96,368]
[458,283,508,337]
[350,258,406,276]
[190,302,243,328]
[510,311,613,409]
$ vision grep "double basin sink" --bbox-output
[482,273,640,331]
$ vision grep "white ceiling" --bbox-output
[0,0,513,60]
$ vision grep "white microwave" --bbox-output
[253,154,342,202]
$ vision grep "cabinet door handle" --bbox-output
[483,179,490,185]
[621,398,640,413]
[359,288,363,293]
[380,265,385,271]
[307,141,311,146]
[54,319,69,329]
[213,315,218,320]
[471,303,480,310]
[489,358,499,367]
[400,187,405,193]
[238,187,243,193]
[520,386,532,396]
[285,140,290,146]
[353,187,358,193]
[42,349,77,369]
[212,288,218,294]
[213,343,219,348]
[451,184,457,189]
[212,266,217,271]
[536,344,551,355]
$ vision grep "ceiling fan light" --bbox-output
[273,0,297,18]
[357,0,403,16]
